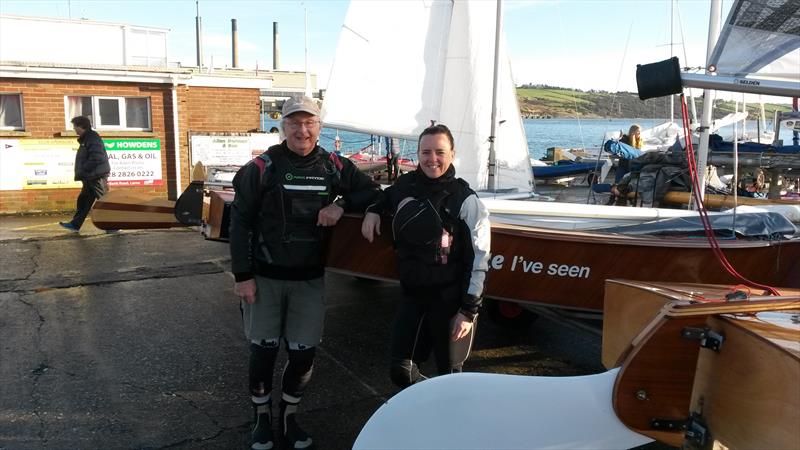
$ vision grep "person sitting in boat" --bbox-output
[604,124,643,205]
[620,124,643,149]
[617,124,643,183]
[360,124,491,389]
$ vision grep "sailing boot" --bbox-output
[279,394,313,449]
[250,396,273,450]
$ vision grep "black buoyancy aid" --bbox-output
[253,146,340,268]
[391,173,474,289]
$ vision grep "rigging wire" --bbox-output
[679,93,780,297]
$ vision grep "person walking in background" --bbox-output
[59,116,111,232]
[229,96,379,450]
[385,136,400,182]
[361,124,491,389]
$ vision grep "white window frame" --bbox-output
[0,93,25,131]
[64,95,152,131]
[95,96,125,129]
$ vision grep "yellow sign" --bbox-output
[19,139,82,190]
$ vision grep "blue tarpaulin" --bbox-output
[603,140,644,160]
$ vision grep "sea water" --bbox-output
[263,116,772,162]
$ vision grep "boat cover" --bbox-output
[709,134,800,154]
[599,211,798,239]
[603,139,644,160]
[531,160,600,179]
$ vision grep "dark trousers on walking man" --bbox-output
[71,177,109,229]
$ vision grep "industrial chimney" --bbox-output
[273,21,280,70]
[195,1,203,67]
[231,19,239,68]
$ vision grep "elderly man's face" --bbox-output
[283,112,320,156]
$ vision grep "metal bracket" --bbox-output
[650,418,686,431]
[651,413,710,448]
[681,327,725,352]
[684,412,710,448]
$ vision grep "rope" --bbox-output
[679,93,780,297]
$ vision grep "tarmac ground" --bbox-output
[0,214,640,450]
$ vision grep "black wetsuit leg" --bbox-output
[249,340,279,396]
[389,296,433,388]
[427,285,474,375]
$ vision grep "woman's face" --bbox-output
[632,127,641,137]
[418,133,454,179]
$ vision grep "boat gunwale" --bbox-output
[489,220,798,249]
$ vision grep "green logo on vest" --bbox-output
[285,173,294,181]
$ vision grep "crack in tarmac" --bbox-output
[152,421,251,449]
[0,260,230,294]
[110,380,250,448]
[4,254,230,447]
[0,242,41,284]
[17,296,48,444]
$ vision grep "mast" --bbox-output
[487,0,502,192]
[669,0,674,123]
[694,0,722,204]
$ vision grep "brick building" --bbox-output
[0,14,314,214]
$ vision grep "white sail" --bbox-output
[322,0,451,139]
[440,1,532,192]
[708,0,800,82]
[322,0,533,193]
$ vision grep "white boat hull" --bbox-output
[353,369,652,450]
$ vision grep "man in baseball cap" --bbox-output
[229,94,379,449]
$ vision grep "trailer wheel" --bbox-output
[485,299,537,330]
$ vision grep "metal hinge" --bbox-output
[681,326,725,352]
[684,413,710,448]
[650,413,709,448]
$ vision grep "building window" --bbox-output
[65,96,151,131]
[0,93,24,130]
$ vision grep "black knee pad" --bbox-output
[390,358,420,389]
[249,339,279,396]
[282,344,316,398]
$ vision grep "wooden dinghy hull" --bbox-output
[326,214,800,312]
[604,280,800,449]
[90,190,186,230]
[662,190,800,210]
[353,280,799,449]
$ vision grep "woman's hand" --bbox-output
[451,312,473,341]
[361,212,381,242]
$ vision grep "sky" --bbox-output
[0,0,777,101]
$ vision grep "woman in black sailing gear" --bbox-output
[361,124,491,388]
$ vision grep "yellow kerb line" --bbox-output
[12,222,66,231]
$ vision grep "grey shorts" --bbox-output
[242,276,326,347]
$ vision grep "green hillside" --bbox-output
[517,85,793,120]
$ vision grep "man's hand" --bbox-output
[451,312,473,341]
[234,279,257,304]
[317,203,344,227]
[361,212,381,243]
